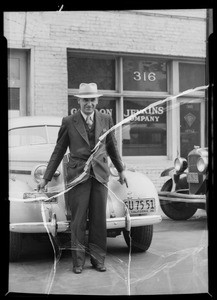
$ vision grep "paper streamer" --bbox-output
[9,84,208,204]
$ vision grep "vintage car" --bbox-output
[158,146,208,220]
[9,116,162,261]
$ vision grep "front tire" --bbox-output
[123,225,153,252]
[160,179,197,220]
[10,232,23,261]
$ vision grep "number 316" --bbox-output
[133,71,156,82]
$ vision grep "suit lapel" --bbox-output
[73,111,90,145]
[95,110,104,144]
[72,110,105,146]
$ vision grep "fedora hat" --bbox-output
[74,83,103,98]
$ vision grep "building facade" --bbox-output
[5,9,207,190]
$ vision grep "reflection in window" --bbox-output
[179,63,205,92]
[122,99,167,156]
[180,102,201,158]
[67,54,115,90]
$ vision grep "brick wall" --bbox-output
[4,10,206,117]
[33,46,68,116]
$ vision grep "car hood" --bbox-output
[9,144,56,162]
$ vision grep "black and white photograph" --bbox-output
[4,6,214,297]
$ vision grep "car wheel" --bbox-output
[160,179,197,220]
[10,232,23,261]
[123,225,153,252]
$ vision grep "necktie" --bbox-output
[86,115,93,129]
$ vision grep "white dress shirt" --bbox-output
[80,111,94,125]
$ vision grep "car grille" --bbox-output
[10,170,31,175]
[188,154,204,194]
[188,154,200,173]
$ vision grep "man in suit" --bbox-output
[38,83,128,274]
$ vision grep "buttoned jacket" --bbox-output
[43,110,124,184]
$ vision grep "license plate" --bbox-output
[124,198,156,214]
[187,172,199,183]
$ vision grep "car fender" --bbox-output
[9,178,43,223]
[9,178,67,229]
[9,177,32,196]
[175,173,188,190]
[160,167,176,178]
[160,167,188,191]
[107,169,160,218]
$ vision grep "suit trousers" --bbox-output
[68,175,108,267]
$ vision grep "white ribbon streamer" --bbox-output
[9,84,208,295]
[9,84,208,204]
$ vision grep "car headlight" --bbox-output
[32,164,47,183]
[174,157,188,172]
[197,157,208,173]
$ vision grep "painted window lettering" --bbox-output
[71,108,113,115]
[124,107,164,122]
[133,71,156,82]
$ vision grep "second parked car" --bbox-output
[158,146,208,220]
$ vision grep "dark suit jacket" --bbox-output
[43,110,124,184]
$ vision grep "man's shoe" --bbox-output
[73,266,83,274]
[92,263,106,272]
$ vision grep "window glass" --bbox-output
[179,63,205,92]
[123,58,167,92]
[47,126,61,144]
[122,99,167,156]
[8,58,20,80]
[8,88,20,110]
[9,126,48,147]
[67,54,115,90]
[68,96,117,124]
[180,102,201,158]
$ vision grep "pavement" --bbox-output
[7,209,208,296]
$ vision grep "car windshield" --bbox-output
[9,125,60,147]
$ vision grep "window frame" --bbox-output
[178,60,206,94]
[177,60,206,156]
[67,50,206,159]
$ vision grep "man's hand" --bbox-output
[118,171,128,188]
[37,178,48,192]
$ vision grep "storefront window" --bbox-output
[122,99,167,156]
[179,63,205,92]
[123,58,167,92]
[180,102,201,158]
[68,96,116,124]
[67,54,116,90]
[8,87,20,110]
[67,52,204,158]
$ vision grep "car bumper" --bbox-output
[107,214,162,230]
[10,214,162,234]
[10,221,69,233]
[158,191,206,204]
